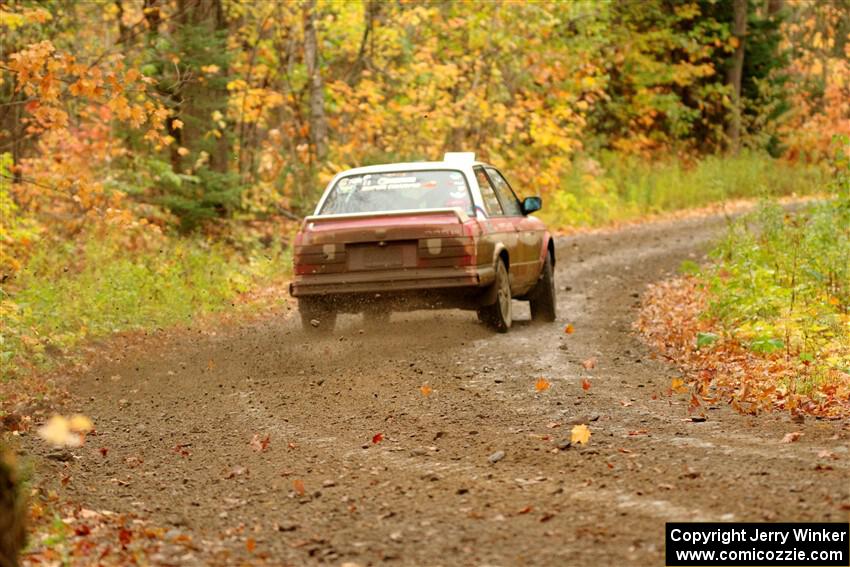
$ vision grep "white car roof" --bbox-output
[337,160,490,176]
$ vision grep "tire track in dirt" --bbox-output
[24,214,848,566]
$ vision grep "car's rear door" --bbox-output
[473,166,520,286]
[485,167,542,292]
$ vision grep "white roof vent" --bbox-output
[443,152,476,163]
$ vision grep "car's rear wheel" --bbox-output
[529,253,556,322]
[478,259,512,333]
[299,298,337,333]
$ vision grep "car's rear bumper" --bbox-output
[289,266,495,297]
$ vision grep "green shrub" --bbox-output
[704,195,849,379]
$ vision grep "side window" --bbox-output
[474,167,503,216]
[486,167,522,216]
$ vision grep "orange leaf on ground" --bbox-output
[671,378,688,394]
[581,378,591,391]
[246,538,256,553]
[293,479,305,495]
[582,357,597,370]
[564,324,575,334]
[250,433,271,452]
[372,432,383,444]
[689,393,702,413]
[535,378,550,392]
[570,424,591,445]
[781,432,802,443]
[420,384,432,397]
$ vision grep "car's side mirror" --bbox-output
[521,196,542,215]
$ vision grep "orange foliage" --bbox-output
[636,276,850,419]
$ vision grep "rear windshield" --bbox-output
[319,170,473,215]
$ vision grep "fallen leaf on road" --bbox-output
[99,447,108,457]
[517,505,533,515]
[225,465,247,479]
[688,393,702,413]
[570,424,591,445]
[293,479,305,496]
[535,378,550,392]
[581,378,591,391]
[582,358,596,370]
[817,450,837,460]
[372,432,384,444]
[671,378,688,394]
[246,538,256,553]
[781,432,802,443]
[172,443,191,458]
[250,433,270,453]
[68,414,93,433]
[420,384,432,397]
[38,414,92,448]
[620,400,633,407]
[564,324,575,334]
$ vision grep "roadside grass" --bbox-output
[707,199,849,386]
[0,227,291,382]
[638,194,850,418]
[540,151,828,229]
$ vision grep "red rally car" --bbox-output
[289,153,556,333]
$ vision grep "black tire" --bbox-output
[478,260,512,333]
[299,298,337,333]
[529,253,557,322]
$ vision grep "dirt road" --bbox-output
[29,215,849,566]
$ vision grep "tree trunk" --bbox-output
[345,0,378,85]
[726,0,748,154]
[303,0,328,161]
[115,0,132,45]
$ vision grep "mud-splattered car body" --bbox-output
[290,153,556,332]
